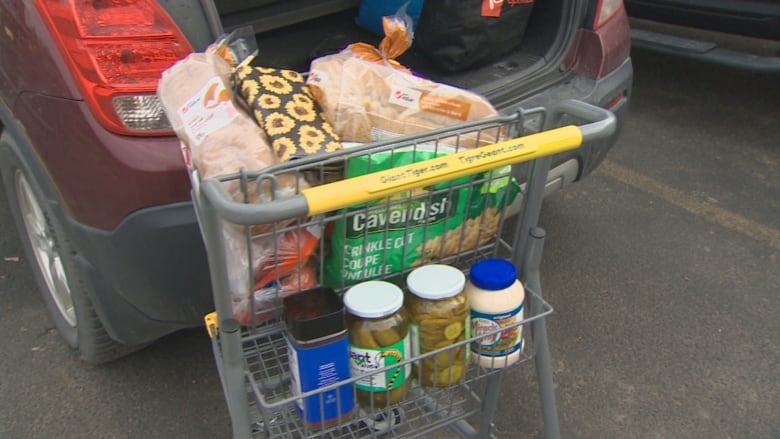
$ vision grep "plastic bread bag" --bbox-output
[251,224,321,291]
[306,7,499,148]
[233,260,319,326]
[223,222,321,326]
[157,51,270,169]
[157,50,306,233]
[211,26,258,69]
[355,0,423,37]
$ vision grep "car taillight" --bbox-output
[565,0,630,79]
[33,0,193,136]
[594,0,623,30]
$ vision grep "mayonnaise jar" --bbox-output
[465,258,525,369]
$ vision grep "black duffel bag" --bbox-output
[413,0,534,72]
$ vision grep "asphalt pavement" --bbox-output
[1,48,778,439]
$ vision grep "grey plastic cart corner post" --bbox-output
[193,186,252,439]
[516,100,616,439]
[523,227,560,439]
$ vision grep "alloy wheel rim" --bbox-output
[14,171,76,328]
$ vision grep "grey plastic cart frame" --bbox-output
[193,99,615,439]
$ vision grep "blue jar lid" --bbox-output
[469,259,517,291]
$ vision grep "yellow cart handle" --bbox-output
[302,125,582,215]
[199,100,615,226]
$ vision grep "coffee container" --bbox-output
[284,287,354,430]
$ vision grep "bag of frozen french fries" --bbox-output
[322,145,520,288]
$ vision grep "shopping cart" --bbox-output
[193,99,616,439]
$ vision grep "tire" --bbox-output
[1,139,137,364]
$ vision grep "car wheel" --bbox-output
[1,142,135,364]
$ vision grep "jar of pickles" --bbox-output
[343,281,412,407]
[406,264,469,387]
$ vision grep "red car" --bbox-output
[0,0,632,363]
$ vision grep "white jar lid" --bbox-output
[406,264,466,300]
[344,280,404,318]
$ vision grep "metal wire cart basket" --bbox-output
[192,100,615,438]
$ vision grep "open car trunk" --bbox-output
[177,0,581,109]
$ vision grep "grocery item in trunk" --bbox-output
[414,0,535,73]
[355,0,423,37]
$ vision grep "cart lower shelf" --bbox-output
[208,288,551,439]
[248,382,486,438]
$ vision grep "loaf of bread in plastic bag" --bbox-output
[306,13,499,148]
[309,54,498,147]
[157,51,304,209]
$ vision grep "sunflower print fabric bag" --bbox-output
[234,65,342,162]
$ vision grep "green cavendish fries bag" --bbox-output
[323,146,520,287]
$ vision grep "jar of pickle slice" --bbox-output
[344,281,412,407]
[406,264,469,387]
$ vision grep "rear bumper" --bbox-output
[68,202,213,346]
[575,57,632,178]
[514,56,633,187]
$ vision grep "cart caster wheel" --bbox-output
[250,422,264,434]
[360,407,404,434]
